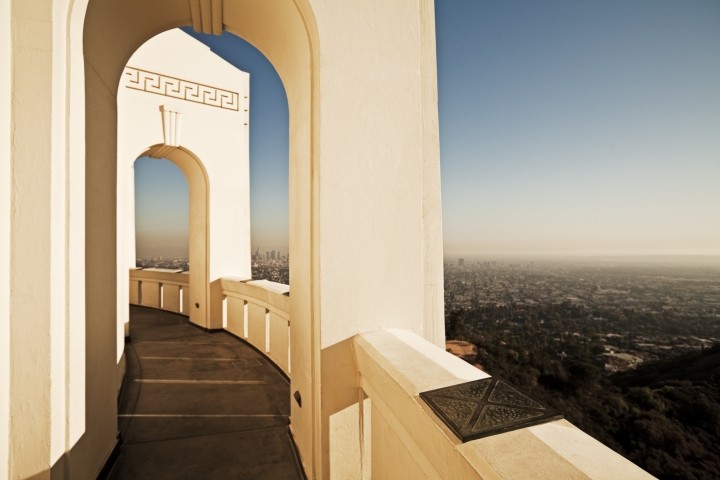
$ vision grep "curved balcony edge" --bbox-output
[353,329,656,480]
[128,269,290,377]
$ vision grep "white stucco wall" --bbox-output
[0,0,11,476]
[4,1,96,477]
[117,28,251,334]
[312,0,443,350]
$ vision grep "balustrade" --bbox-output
[128,269,290,376]
[221,278,290,376]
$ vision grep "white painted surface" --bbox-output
[117,28,251,334]
[118,29,251,282]
[313,0,442,349]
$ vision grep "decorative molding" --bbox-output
[159,105,183,148]
[190,0,223,35]
[124,66,239,111]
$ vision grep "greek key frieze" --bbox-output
[124,66,240,111]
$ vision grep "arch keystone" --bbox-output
[190,0,224,35]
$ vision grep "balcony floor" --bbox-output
[107,306,303,479]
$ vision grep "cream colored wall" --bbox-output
[66,0,90,460]
[419,0,446,349]
[75,0,124,476]
[4,0,107,478]
[9,2,55,475]
[1,0,11,476]
[312,0,443,350]
[310,1,444,476]
[372,405,430,480]
[117,28,250,332]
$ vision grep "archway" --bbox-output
[81,0,320,476]
[140,145,210,328]
[133,156,189,272]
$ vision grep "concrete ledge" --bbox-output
[354,329,655,480]
[130,268,189,286]
[220,277,289,318]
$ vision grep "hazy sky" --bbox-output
[135,157,189,258]
[134,0,720,258]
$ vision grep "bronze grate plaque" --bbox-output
[419,377,562,442]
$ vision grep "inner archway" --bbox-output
[140,145,210,328]
[134,156,189,271]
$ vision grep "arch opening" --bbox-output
[139,146,209,328]
[133,156,189,271]
[82,1,320,476]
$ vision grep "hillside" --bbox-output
[608,346,720,479]
[467,338,720,479]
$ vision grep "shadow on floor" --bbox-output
[106,306,304,479]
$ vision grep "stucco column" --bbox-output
[310,0,445,477]
[1,0,12,476]
[8,1,65,477]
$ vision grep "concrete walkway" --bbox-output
[108,306,304,479]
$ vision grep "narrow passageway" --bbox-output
[108,306,304,479]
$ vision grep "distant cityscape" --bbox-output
[444,257,720,372]
[443,256,720,478]
[136,255,189,271]
[136,252,720,369]
[251,247,289,285]
[136,248,289,285]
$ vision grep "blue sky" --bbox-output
[135,157,189,257]
[135,0,720,258]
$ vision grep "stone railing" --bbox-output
[129,268,189,313]
[354,329,655,479]
[220,278,290,376]
[128,270,290,377]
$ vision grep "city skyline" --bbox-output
[134,0,720,259]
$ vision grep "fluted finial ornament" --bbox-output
[150,105,183,158]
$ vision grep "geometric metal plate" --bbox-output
[420,377,562,442]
